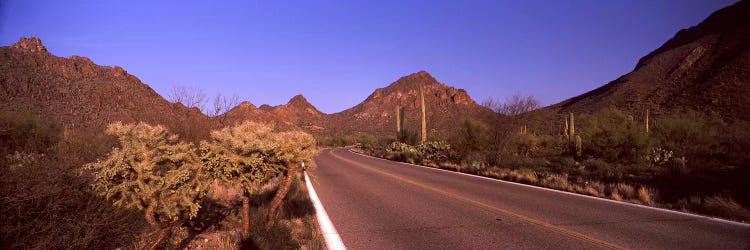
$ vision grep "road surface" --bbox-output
[310,148,750,249]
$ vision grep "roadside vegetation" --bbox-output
[354,96,750,222]
[1,112,323,249]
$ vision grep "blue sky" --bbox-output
[0,0,736,114]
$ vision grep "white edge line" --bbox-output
[304,172,347,250]
[345,148,750,228]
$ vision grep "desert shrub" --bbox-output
[535,134,567,156]
[678,195,750,221]
[84,122,206,248]
[386,141,418,154]
[649,111,749,172]
[355,133,378,152]
[56,127,118,168]
[397,128,420,145]
[582,158,629,182]
[651,112,750,205]
[416,141,451,163]
[1,154,146,249]
[0,111,60,157]
[515,132,540,157]
[451,118,494,166]
[651,111,719,157]
[318,134,354,147]
[579,108,652,164]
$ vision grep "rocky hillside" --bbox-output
[226,70,497,139]
[1,37,493,141]
[326,71,497,138]
[224,94,325,131]
[532,0,750,123]
[0,37,213,140]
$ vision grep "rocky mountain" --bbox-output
[326,71,497,138]
[226,70,497,138]
[0,37,213,141]
[1,37,491,141]
[529,0,750,124]
[224,94,325,131]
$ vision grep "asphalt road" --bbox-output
[310,148,750,249]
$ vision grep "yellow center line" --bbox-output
[329,149,628,250]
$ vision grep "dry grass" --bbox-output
[611,192,624,201]
[158,174,324,249]
[613,183,636,200]
[637,187,654,205]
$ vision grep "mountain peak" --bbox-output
[288,94,309,105]
[11,36,47,53]
[286,94,322,114]
[238,101,256,109]
[399,70,437,85]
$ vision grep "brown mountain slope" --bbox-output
[1,37,492,141]
[532,0,750,124]
[325,71,497,138]
[224,94,325,131]
[0,37,213,140]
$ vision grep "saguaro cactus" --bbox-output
[567,112,581,158]
[569,112,575,139]
[564,116,570,141]
[420,86,427,142]
[395,105,404,134]
[395,105,401,133]
[645,109,650,134]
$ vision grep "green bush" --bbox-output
[397,128,420,145]
[450,118,494,166]
[416,141,451,163]
[516,132,540,157]
[579,108,652,164]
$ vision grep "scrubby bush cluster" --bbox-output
[1,112,144,249]
[382,141,450,165]
[83,121,317,248]
[1,112,321,249]
[363,107,750,221]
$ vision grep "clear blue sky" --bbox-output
[0,0,736,114]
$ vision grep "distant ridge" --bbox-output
[521,0,750,130]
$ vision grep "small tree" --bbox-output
[85,122,205,249]
[267,130,317,226]
[209,93,241,126]
[200,122,280,239]
[168,85,207,111]
[483,94,541,115]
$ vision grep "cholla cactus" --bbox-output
[200,121,280,238]
[85,122,204,249]
[267,130,317,225]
